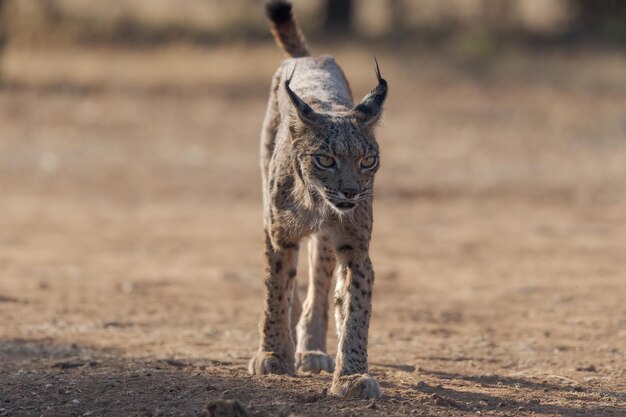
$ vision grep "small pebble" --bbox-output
[415,381,429,390]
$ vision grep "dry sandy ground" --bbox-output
[0,44,625,416]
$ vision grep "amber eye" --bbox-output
[314,155,336,169]
[360,156,378,170]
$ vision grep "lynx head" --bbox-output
[286,61,388,216]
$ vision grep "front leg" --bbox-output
[329,218,380,398]
[249,233,299,375]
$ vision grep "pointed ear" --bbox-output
[352,58,388,126]
[284,64,320,125]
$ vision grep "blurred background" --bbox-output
[3,0,626,44]
[0,1,625,416]
[1,0,625,202]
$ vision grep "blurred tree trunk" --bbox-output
[481,0,515,32]
[0,0,5,82]
[42,0,62,27]
[0,0,5,48]
[389,0,407,35]
[323,0,353,33]
[569,0,626,30]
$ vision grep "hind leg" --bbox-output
[290,276,302,346]
[295,233,335,373]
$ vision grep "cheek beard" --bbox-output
[306,182,337,218]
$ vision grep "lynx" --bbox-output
[248,0,388,399]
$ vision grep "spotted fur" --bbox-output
[249,1,388,399]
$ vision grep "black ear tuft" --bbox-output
[284,64,320,125]
[374,56,387,88]
[266,1,293,25]
[352,58,388,126]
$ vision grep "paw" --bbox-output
[330,374,381,399]
[295,351,335,374]
[248,351,295,376]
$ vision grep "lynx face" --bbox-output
[285,61,387,216]
[291,118,380,215]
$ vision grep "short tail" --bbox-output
[265,1,310,58]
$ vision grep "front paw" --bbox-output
[330,374,381,399]
[295,351,335,374]
[248,351,295,375]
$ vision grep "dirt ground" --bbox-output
[0,44,625,416]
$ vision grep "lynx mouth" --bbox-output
[333,201,356,211]
[315,186,357,214]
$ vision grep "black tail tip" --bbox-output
[266,1,293,25]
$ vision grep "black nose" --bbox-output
[342,189,359,199]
